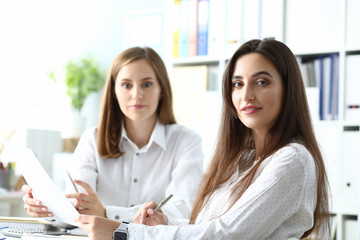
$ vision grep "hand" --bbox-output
[75,214,120,240]
[65,180,106,217]
[21,184,53,217]
[133,201,168,226]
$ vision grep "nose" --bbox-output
[242,84,255,102]
[131,85,143,100]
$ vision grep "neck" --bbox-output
[125,116,157,148]
[252,130,265,160]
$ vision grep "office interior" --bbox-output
[0,0,359,239]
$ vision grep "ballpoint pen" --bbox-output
[66,171,79,193]
[146,194,173,220]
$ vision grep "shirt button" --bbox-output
[133,178,138,183]
[136,153,140,156]
[130,204,134,207]
[115,215,120,220]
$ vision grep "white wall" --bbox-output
[0,0,167,137]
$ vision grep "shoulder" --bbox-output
[268,143,315,176]
[272,143,313,166]
[75,126,98,149]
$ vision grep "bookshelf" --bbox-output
[168,0,360,239]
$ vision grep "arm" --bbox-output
[125,144,317,239]
[65,128,104,216]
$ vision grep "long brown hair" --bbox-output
[97,47,176,158]
[190,39,330,238]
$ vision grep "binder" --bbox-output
[197,0,209,56]
[179,0,190,57]
[345,54,360,121]
[207,0,222,57]
[172,0,181,58]
[187,0,198,56]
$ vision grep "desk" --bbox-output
[0,192,26,217]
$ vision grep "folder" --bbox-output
[172,0,181,58]
[196,0,209,56]
[187,0,198,56]
[179,0,190,57]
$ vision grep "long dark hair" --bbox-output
[190,39,330,239]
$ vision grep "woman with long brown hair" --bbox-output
[76,39,331,240]
[22,47,204,223]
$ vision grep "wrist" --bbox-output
[113,221,129,240]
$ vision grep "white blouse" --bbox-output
[127,142,318,240]
[69,120,204,222]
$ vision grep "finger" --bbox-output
[23,195,42,207]
[65,192,84,199]
[25,204,53,217]
[73,180,95,195]
[21,184,32,194]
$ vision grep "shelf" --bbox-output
[172,56,221,66]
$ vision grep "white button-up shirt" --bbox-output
[127,142,318,239]
[70,120,204,222]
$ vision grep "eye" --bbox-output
[233,81,243,88]
[143,82,152,88]
[256,78,268,86]
[122,83,131,89]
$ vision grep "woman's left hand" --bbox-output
[66,180,106,217]
[75,214,119,240]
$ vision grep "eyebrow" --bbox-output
[232,71,273,80]
[120,77,154,81]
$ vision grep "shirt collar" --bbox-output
[120,119,166,151]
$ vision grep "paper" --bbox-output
[6,145,79,227]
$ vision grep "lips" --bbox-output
[131,104,145,109]
[241,106,261,113]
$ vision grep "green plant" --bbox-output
[48,56,106,111]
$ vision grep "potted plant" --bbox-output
[48,56,106,137]
[48,56,106,112]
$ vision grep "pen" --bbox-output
[67,171,79,193]
[146,194,173,220]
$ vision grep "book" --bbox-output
[196,0,209,56]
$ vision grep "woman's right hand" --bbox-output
[133,201,168,226]
[21,184,53,217]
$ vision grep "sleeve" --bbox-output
[105,205,139,222]
[127,145,317,240]
[161,129,204,219]
[66,128,99,194]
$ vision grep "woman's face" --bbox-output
[115,59,162,123]
[231,53,284,137]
